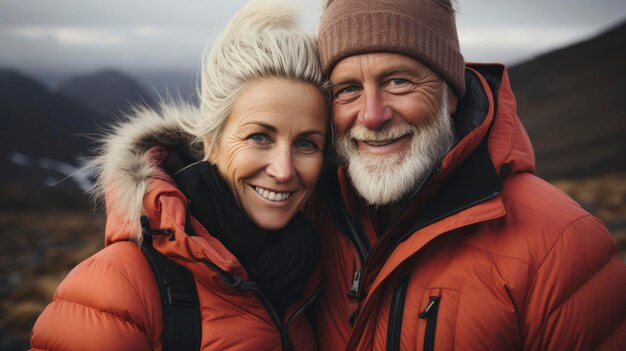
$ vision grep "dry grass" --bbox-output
[0,211,104,340]
[552,172,626,261]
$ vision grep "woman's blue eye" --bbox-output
[296,139,317,150]
[249,134,269,143]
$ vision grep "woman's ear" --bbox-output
[204,137,216,163]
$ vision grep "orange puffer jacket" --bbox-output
[313,64,626,350]
[30,105,321,351]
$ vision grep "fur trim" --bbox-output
[86,102,204,240]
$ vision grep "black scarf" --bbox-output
[164,151,321,316]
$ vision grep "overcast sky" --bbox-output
[1,0,625,78]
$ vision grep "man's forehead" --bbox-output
[329,53,429,81]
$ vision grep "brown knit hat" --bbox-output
[318,0,465,96]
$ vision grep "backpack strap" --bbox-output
[140,216,202,351]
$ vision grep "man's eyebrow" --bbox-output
[379,66,420,78]
[329,77,360,88]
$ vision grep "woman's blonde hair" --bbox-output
[182,0,325,157]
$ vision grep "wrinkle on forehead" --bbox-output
[330,53,437,83]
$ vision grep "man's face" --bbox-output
[330,53,457,205]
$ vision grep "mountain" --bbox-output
[135,69,198,103]
[0,69,98,185]
[56,69,155,120]
[509,20,626,180]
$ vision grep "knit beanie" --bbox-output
[318,0,465,96]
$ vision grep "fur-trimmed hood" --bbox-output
[87,103,205,242]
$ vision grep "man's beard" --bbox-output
[335,86,456,206]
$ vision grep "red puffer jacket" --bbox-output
[313,64,626,350]
[30,105,321,351]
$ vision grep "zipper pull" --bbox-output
[419,296,440,318]
[347,271,361,299]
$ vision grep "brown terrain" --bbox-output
[0,21,625,350]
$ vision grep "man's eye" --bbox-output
[385,78,415,93]
[335,85,359,97]
[389,78,408,86]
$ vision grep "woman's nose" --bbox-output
[358,87,393,130]
[266,146,294,183]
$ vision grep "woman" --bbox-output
[29,1,328,350]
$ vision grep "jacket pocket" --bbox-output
[419,295,441,351]
[386,273,410,351]
[416,287,460,351]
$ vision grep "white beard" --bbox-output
[335,86,456,206]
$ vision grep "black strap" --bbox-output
[140,216,201,351]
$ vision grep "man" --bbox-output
[313,0,626,350]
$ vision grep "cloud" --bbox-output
[132,25,163,38]
[458,25,597,63]
[9,26,125,47]
[460,26,592,49]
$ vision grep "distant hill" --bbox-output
[509,20,626,180]
[135,69,198,103]
[56,69,155,120]
[0,69,98,185]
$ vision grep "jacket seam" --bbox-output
[53,298,147,334]
[545,233,615,315]
[499,191,589,243]
[452,242,535,270]
[525,214,613,340]
[529,213,595,283]
[498,109,519,169]
[592,317,626,350]
[95,250,155,330]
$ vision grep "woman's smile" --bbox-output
[253,185,293,202]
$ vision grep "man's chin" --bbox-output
[346,152,423,206]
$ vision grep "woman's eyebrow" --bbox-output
[299,130,326,137]
[241,121,277,132]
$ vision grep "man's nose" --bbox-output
[266,145,294,183]
[359,87,393,130]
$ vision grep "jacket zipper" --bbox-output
[347,168,438,297]
[341,168,438,322]
[419,296,441,351]
[200,259,294,350]
[393,161,512,246]
[286,273,326,328]
[253,288,294,351]
[338,200,368,306]
[386,274,410,351]
[384,161,511,264]
[389,189,501,263]
[347,270,361,299]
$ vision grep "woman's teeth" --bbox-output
[254,186,291,201]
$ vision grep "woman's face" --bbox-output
[210,78,328,231]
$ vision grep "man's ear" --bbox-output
[447,89,458,116]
